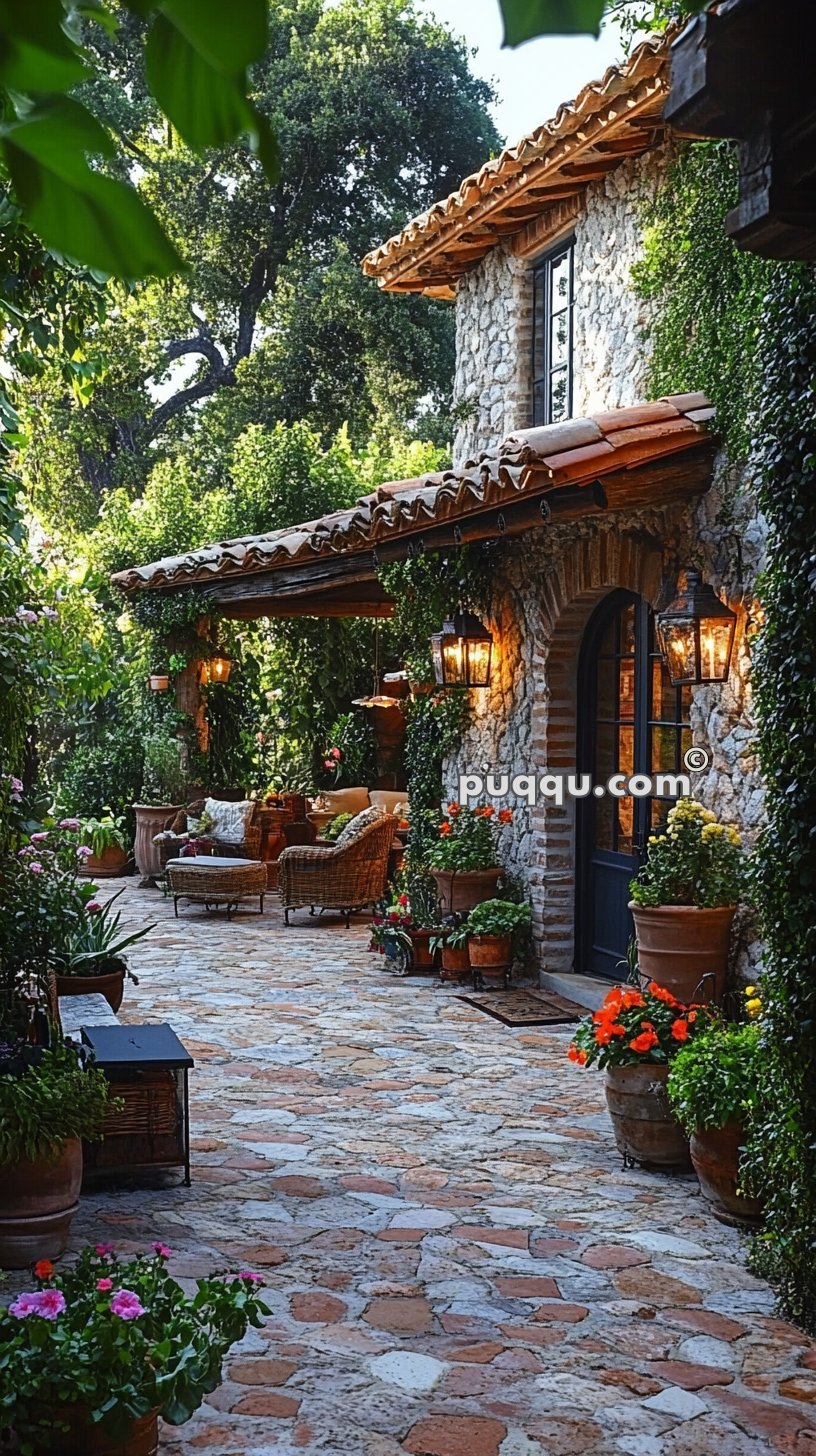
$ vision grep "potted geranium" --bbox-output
[77,811,129,878]
[465,898,531,987]
[369,892,413,974]
[667,990,764,1225]
[54,888,153,1013]
[427,803,510,914]
[629,798,743,1005]
[569,981,714,1169]
[0,1044,111,1268]
[0,1243,269,1453]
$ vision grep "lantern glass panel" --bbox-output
[699,618,733,682]
[656,622,698,685]
[465,637,492,687]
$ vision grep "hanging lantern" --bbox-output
[430,609,493,688]
[655,569,737,686]
[204,652,233,685]
[352,626,405,709]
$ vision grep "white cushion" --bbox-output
[313,787,370,816]
[370,790,409,818]
[204,798,254,845]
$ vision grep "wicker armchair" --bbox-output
[277,813,397,927]
[153,800,262,869]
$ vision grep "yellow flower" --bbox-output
[746,997,762,1018]
[745,985,756,997]
[728,827,741,847]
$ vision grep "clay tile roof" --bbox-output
[111,395,714,598]
[361,35,670,298]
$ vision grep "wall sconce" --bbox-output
[655,569,737,686]
[203,653,233,684]
[430,609,493,688]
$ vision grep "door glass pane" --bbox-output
[618,658,635,721]
[651,724,678,773]
[550,308,569,366]
[596,657,616,720]
[549,368,569,422]
[618,726,634,777]
[550,250,571,309]
[595,723,616,779]
[595,794,614,852]
[617,798,633,853]
[620,605,635,654]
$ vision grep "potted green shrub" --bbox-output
[629,798,743,1005]
[133,732,186,885]
[0,1044,111,1268]
[54,888,154,1013]
[77,810,129,878]
[465,898,531,986]
[0,1243,269,1453]
[401,871,443,970]
[427,803,510,913]
[569,981,715,1170]
[667,996,764,1225]
[323,811,354,842]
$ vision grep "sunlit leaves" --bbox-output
[498,0,606,44]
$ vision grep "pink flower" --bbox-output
[95,1243,115,1256]
[28,861,43,874]
[330,748,341,760]
[152,1242,172,1259]
[323,759,334,770]
[96,1277,113,1292]
[10,777,23,795]
[11,1289,66,1320]
[58,818,80,831]
[109,1289,144,1320]
[76,845,92,858]
[86,901,102,914]
[237,1270,263,1283]
[30,831,49,842]
[9,1292,41,1319]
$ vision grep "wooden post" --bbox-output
[172,619,210,782]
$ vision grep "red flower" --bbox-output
[398,894,409,907]
[331,747,341,760]
[671,1018,689,1042]
[481,805,495,818]
[498,808,513,824]
[33,1259,54,1280]
[439,822,452,837]
[568,1044,587,1065]
[447,802,461,816]
[648,981,681,1007]
[629,1029,659,1054]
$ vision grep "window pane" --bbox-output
[549,367,569,422]
[620,605,636,655]
[533,270,546,382]
[651,724,679,773]
[533,377,547,427]
[550,250,571,309]
[618,657,635,720]
[550,307,570,366]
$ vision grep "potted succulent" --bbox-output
[569,981,715,1169]
[629,798,743,1005]
[54,889,153,1013]
[667,992,764,1225]
[77,810,129,878]
[0,1243,269,1453]
[427,803,509,914]
[465,898,531,986]
[0,1043,111,1268]
[430,920,471,983]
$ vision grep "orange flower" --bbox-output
[568,1044,587,1065]
[620,990,645,1010]
[34,1259,54,1280]
[687,1009,697,1023]
[671,1018,689,1042]
[447,802,461,816]
[439,822,452,837]
[648,981,681,1007]
[482,805,495,817]
[498,809,513,825]
[629,1029,659,1054]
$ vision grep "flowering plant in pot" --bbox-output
[667,991,764,1225]
[0,1044,112,1269]
[369,892,413,958]
[629,798,744,1005]
[77,811,129,877]
[53,889,153,1013]
[0,1243,269,1454]
[426,803,510,914]
[430,918,471,983]
[465,898,531,986]
[568,981,715,1170]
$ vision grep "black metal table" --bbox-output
[81,1023,194,1186]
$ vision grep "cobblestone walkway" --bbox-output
[68,881,816,1456]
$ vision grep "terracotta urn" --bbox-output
[431,868,503,916]
[629,902,736,1005]
[690,1121,764,1227]
[29,1406,159,1455]
[468,932,512,988]
[133,803,182,886]
[0,1138,83,1268]
[604,1064,691,1170]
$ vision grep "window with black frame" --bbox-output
[531,238,574,426]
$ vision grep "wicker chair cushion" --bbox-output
[370,790,409,818]
[333,805,386,848]
[314,786,370,816]
[205,797,255,845]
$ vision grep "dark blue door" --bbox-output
[576,592,692,980]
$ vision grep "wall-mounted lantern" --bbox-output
[430,609,494,688]
[203,653,234,685]
[655,569,737,686]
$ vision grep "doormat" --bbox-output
[458,989,584,1026]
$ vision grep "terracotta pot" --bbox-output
[79,844,129,879]
[690,1122,764,1227]
[0,1138,82,1268]
[29,1406,159,1455]
[467,933,512,968]
[133,803,182,885]
[147,674,169,692]
[604,1064,690,1170]
[55,960,126,1013]
[440,942,471,983]
[408,930,437,970]
[431,868,503,915]
[630,902,736,1005]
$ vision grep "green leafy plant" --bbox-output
[668,1017,763,1135]
[466,898,531,938]
[141,730,187,805]
[0,1043,112,1165]
[0,1244,269,1444]
[323,812,354,843]
[55,888,153,978]
[80,810,128,858]
[629,798,744,909]
[568,981,714,1071]
[369,892,413,955]
[427,802,510,872]
[430,922,470,955]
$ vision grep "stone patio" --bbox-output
[64,880,816,1455]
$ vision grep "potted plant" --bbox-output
[667,992,764,1225]
[427,803,510,914]
[629,798,743,1005]
[147,669,169,692]
[77,810,129,878]
[430,920,471,983]
[133,732,187,885]
[0,1243,269,1453]
[54,889,153,1013]
[568,981,714,1169]
[401,871,443,970]
[466,898,531,987]
[0,1044,111,1268]
[369,892,413,974]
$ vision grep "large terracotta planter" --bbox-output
[29,1406,159,1455]
[690,1121,764,1227]
[440,942,471,983]
[468,932,512,988]
[79,844,129,879]
[431,868,503,915]
[0,1138,82,1268]
[55,958,127,1013]
[604,1064,690,1170]
[629,902,736,1005]
[408,929,437,971]
[133,803,182,886]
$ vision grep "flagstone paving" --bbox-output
[66,880,816,1455]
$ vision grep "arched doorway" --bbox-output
[575,590,692,979]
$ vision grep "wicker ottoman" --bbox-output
[166,856,267,918]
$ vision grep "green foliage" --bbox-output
[668,1020,762,1135]
[632,141,775,460]
[0,1044,111,1165]
[323,812,354,842]
[629,797,744,909]
[322,713,377,790]
[403,690,472,835]
[53,725,145,822]
[378,544,495,682]
[57,887,153,976]
[0,1245,269,1441]
[141,729,187,803]
[80,810,128,856]
[744,266,816,1334]
[498,0,704,47]
[426,804,501,872]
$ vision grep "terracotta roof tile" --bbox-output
[111,395,714,598]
